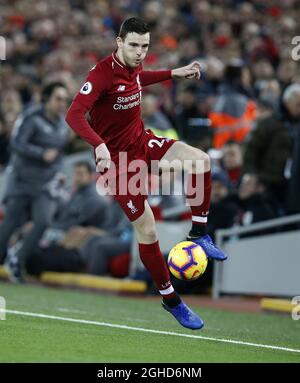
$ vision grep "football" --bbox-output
[168,241,208,281]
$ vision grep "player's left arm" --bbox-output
[171,61,201,80]
[139,69,172,87]
[140,61,201,86]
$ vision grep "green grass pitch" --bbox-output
[0,282,299,363]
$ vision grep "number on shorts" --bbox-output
[148,138,165,148]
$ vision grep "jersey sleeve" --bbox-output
[73,63,108,109]
[139,69,172,87]
[65,63,109,147]
[10,114,45,160]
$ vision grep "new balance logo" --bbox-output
[117,85,126,91]
[127,200,138,214]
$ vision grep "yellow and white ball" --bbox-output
[168,241,208,281]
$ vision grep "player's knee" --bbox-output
[141,231,158,243]
[134,223,157,242]
[136,223,157,237]
[145,227,158,242]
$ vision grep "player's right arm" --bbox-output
[65,64,111,171]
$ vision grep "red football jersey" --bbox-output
[66,51,171,162]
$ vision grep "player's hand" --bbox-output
[95,143,111,172]
[43,148,59,163]
[171,61,201,80]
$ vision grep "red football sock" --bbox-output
[186,170,211,227]
[139,241,176,298]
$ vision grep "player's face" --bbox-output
[118,32,150,68]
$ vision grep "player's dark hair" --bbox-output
[74,161,94,174]
[118,17,149,40]
[42,81,66,103]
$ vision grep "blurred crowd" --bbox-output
[1,0,300,286]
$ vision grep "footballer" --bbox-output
[66,17,227,330]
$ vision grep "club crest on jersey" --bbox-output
[127,200,138,214]
[80,81,92,95]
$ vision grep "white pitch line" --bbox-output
[57,307,89,315]
[4,309,300,355]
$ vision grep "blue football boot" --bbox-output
[187,234,228,261]
[161,301,204,330]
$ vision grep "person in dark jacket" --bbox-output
[286,119,300,214]
[237,173,278,226]
[0,82,70,281]
[207,170,238,240]
[25,198,131,278]
[7,161,129,278]
[0,111,10,169]
[52,161,109,231]
[243,83,300,209]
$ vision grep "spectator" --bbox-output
[237,173,278,226]
[221,141,243,187]
[243,83,300,208]
[175,84,212,150]
[0,82,70,281]
[196,56,224,103]
[0,112,10,169]
[52,161,109,231]
[142,94,178,139]
[175,84,200,140]
[7,223,86,277]
[83,200,132,276]
[207,170,238,239]
[18,163,129,277]
[277,59,298,88]
[252,60,275,83]
[209,60,256,149]
[286,123,300,214]
[255,98,276,121]
[1,89,23,132]
[255,78,281,116]
[23,199,132,278]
